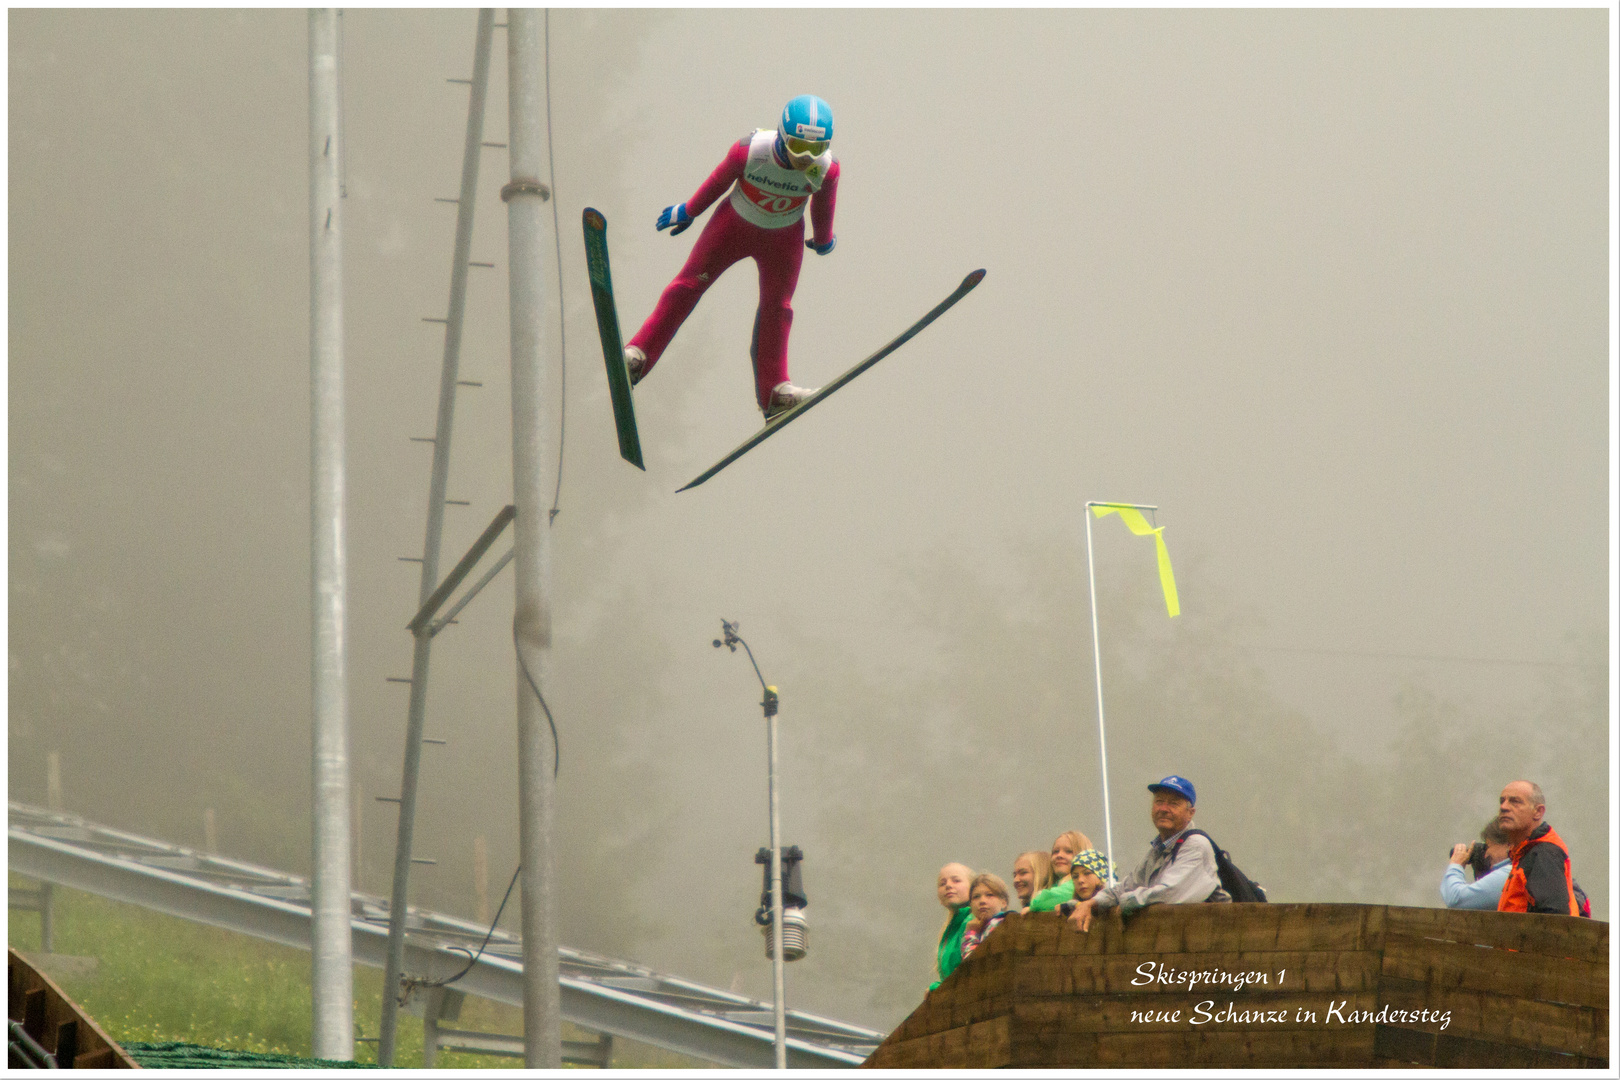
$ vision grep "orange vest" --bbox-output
[1498,824,1577,915]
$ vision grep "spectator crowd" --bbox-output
[929,774,1588,992]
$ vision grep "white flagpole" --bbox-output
[1084,500,1158,883]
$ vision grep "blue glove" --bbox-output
[806,235,836,256]
[656,202,692,235]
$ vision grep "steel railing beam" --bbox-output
[8,819,878,1068]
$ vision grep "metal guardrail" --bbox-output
[7,802,883,1067]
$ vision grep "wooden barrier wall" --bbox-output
[862,904,1608,1069]
[8,948,139,1069]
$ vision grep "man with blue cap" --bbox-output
[1066,775,1229,932]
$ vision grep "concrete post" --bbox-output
[308,7,354,1061]
[505,7,562,1067]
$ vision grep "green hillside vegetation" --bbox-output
[7,878,701,1068]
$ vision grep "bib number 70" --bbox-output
[747,186,805,215]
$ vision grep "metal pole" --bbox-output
[766,702,787,1069]
[1083,505,1115,880]
[377,11,494,1065]
[308,8,353,1061]
[717,624,788,1068]
[506,8,562,1068]
[422,6,495,591]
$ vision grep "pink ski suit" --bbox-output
[628,130,841,409]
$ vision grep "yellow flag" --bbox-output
[1091,505,1180,617]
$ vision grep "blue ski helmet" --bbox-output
[778,94,834,151]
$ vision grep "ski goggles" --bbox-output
[783,135,829,158]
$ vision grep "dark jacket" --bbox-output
[1499,821,1576,915]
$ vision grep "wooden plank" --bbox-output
[1008,1026,1376,1067]
[1377,975,1606,1059]
[952,991,1013,1033]
[8,949,138,1069]
[860,1034,931,1069]
[882,1009,922,1046]
[1384,905,1606,965]
[1036,903,1387,958]
[862,1016,1010,1070]
[1011,913,1064,954]
[74,1047,117,1069]
[1382,936,1606,1010]
[23,986,46,1036]
[931,1022,974,1069]
[1103,904,1384,955]
[1372,1022,1437,1065]
[867,939,1012,1051]
[1374,1024,1604,1070]
[954,946,1014,1000]
[54,1018,79,1066]
[1012,990,1377,1033]
[1026,902,1600,961]
[916,980,960,1037]
[883,995,936,1047]
[1442,1042,1607,1071]
[1014,950,1381,997]
[961,1014,1012,1068]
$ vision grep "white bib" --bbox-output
[727,129,832,230]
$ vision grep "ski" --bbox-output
[676,268,986,492]
[582,207,644,470]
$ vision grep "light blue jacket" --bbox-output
[1440,860,1508,910]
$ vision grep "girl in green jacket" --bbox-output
[1027,830,1093,913]
[930,863,973,990]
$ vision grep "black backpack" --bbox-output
[1171,828,1269,903]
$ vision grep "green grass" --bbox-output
[8,878,701,1067]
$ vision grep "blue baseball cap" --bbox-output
[1148,775,1196,805]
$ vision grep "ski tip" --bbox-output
[965,268,987,288]
[583,207,606,231]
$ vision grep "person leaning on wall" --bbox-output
[1495,780,1582,916]
[959,872,1011,960]
[1026,830,1092,913]
[930,863,974,991]
[1066,775,1228,933]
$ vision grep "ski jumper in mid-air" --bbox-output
[623,94,840,421]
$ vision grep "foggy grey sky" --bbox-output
[9,9,1610,1033]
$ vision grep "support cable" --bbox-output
[515,622,561,779]
[399,862,522,1003]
